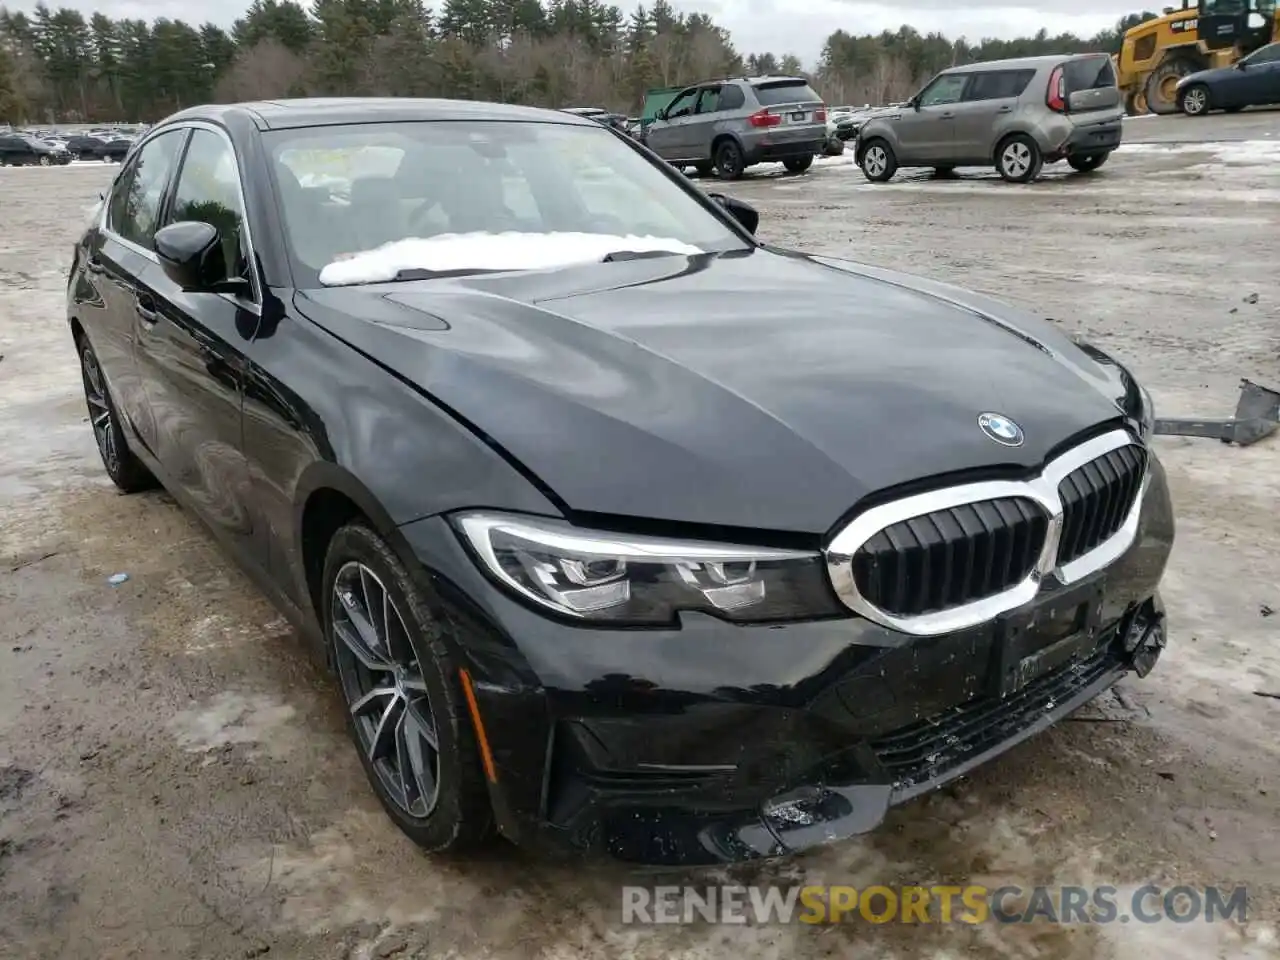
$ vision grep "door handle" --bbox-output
[134,290,158,325]
[940,112,955,119]
[997,106,1013,114]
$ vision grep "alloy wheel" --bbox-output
[1002,142,1032,178]
[81,347,119,474]
[865,146,887,177]
[1183,87,1208,115]
[331,561,442,819]
[39,155,51,166]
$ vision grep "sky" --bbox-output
[4,0,1140,67]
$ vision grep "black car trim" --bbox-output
[825,429,1147,636]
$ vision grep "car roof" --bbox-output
[943,53,1105,74]
[160,97,599,131]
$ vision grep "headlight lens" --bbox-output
[453,512,844,625]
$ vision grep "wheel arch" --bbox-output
[294,462,424,633]
[710,132,744,160]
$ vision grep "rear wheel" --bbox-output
[78,337,156,493]
[1145,57,1201,115]
[1067,152,1110,173]
[1180,83,1211,116]
[783,154,813,174]
[38,154,51,166]
[859,139,897,182]
[324,523,495,853]
[996,134,1043,183]
[714,139,746,180]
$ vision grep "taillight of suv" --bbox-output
[1047,65,1067,112]
[748,109,781,128]
[815,107,827,122]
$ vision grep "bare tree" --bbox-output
[214,38,306,102]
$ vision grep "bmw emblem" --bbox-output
[978,412,1024,447]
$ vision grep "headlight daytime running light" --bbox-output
[452,511,843,625]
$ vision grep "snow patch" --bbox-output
[317,231,705,285]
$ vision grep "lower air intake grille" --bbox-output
[851,498,1049,616]
[1056,444,1146,566]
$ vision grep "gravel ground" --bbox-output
[1,111,1278,960]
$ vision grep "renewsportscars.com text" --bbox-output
[621,884,1249,926]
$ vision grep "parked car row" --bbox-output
[0,126,139,165]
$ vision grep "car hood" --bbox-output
[296,249,1140,536]
[1179,65,1237,87]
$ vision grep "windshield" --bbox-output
[265,120,750,286]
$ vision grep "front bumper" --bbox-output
[399,455,1174,865]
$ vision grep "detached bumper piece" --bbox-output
[1154,378,1280,447]
[541,603,1163,866]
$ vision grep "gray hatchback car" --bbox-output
[644,76,826,180]
[855,54,1124,184]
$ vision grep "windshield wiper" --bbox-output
[389,267,502,281]
[600,249,686,263]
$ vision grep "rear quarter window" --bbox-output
[1063,57,1117,93]
[966,70,1036,100]
[753,81,822,106]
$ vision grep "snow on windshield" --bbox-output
[317,231,705,286]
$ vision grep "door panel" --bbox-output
[645,89,700,161]
[136,265,258,550]
[133,125,259,557]
[897,73,969,162]
[948,100,1012,161]
[93,128,188,453]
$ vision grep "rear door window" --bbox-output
[753,80,822,106]
[695,87,721,114]
[1063,56,1117,92]
[965,70,1036,101]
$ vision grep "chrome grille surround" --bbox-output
[825,429,1149,637]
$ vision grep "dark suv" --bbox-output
[0,133,72,166]
[644,76,827,179]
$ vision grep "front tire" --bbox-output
[38,154,51,166]
[783,154,813,173]
[996,134,1043,183]
[1067,152,1110,173]
[859,138,897,182]
[714,139,746,180]
[323,523,495,853]
[78,337,155,493]
[1180,83,1211,116]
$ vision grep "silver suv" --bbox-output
[855,54,1124,184]
[644,76,827,180]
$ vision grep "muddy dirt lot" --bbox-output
[1,112,1278,960]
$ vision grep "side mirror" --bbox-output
[709,193,759,235]
[1235,60,1248,70]
[154,220,226,292]
[655,109,667,121]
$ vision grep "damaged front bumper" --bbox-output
[399,457,1175,866]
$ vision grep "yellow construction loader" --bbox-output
[1116,0,1279,114]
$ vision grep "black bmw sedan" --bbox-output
[67,97,1174,865]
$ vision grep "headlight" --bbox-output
[453,512,844,625]
[1138,381,1155,438]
